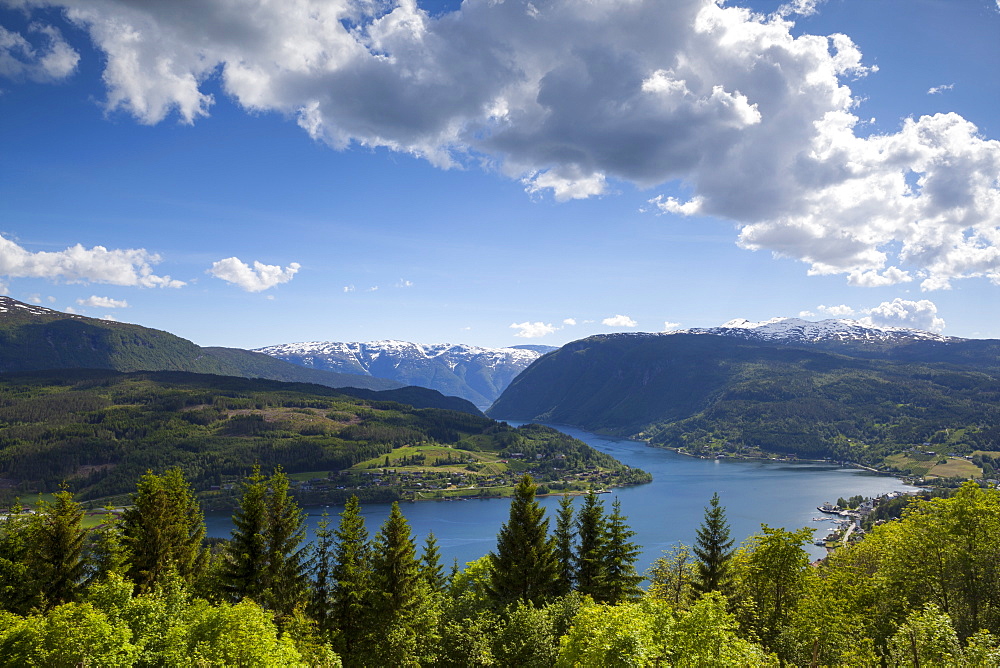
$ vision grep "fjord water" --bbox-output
[205,424,919,574]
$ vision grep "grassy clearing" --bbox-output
[927,458,981,479]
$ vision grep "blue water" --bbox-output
[205,424,919,575]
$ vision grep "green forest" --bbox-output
[0,370,648,505]
[3,470,1000,666]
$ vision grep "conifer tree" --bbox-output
[553,495,576,596]
[221,465,268,603]
[308,513,334,633]
[601,498,642,603]
[487,474,559,606]
[420,531,446,592]
[693,492,734,595]
[121,468,207,592]
[263,468,307,616]
[330,495,372,661]
[370,502,427,664]
[575,492,608,599]
[30,487,88,608]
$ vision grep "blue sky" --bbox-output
[1,0,998,349]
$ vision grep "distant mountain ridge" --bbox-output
[488,322,1000,463]
[254,340,556,406]
[673,317,956,344]
[0,296,401,392]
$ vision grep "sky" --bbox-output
[1,0,999,350]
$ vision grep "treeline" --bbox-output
[6,469,1000,665]
[0,371,644,503]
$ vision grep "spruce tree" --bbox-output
[553,495,576,596]
[574,492,607,599]
[420,531,446,592]
[263,468,307,616]
[330,495,372,662]
[221,465,268,603]
[30,487,88,609]
[601,498,642,603]
[308,513,335,633]
[121,468,207,592]
[487,474,559,606]
[369,502,426,665]
[693,492,734,595]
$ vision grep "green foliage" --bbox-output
[28,487,88,609]
[120,469,207,592]
[487,475,559,606]
[692,492,734,595]
[647,544,697,610]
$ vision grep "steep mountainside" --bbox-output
[0,296,400,391]
[487,325,1000,464]
[254,340,556,406]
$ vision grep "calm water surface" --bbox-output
[205,424,919,574]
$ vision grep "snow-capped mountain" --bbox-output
[254,340,556,407]
[671,317,958,344]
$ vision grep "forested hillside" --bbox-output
[0,296,400,391]
[4,470,1000,666]
[0,369,646,504]
[489,333,1000,467]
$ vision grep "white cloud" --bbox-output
[562,318,577,326]
[64,305,77,314]
[208,257,300,292]
[0,23,79,81]
[99,314,118,321]
[510,321,557,338]
[343,285,356,293]
[860,298,945,333]
[662,321,680,331]
[8,0,998,289]
[27,293,41,304]
[366,286,379,292]
[927,83,953,95]
[77,295,129,308]
[798,310,816,317]
[602,314,638,328]
[0,233,184,288]
[395,279,414,288]
[816,304,855,317]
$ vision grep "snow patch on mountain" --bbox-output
[672,317,959,344]
[253,340,556,406]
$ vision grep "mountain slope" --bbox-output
[0,369,643,503]
[254,340,556,406]
[0,296,400,391]
[487,326,1000,463]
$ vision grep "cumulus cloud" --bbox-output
[563,318,577,326]
[98,314,118,321]
[8,0,999,289]
[602,314,638,328]
[343,285,355,293]
[860,298,945,333]
[927,83,953,95]
[0,233,184,288]
[76,295,129,308]
[510,321,557,338]
[816,304,855,317]
[395,279,414,288]
[208,257,300,292]
[662,321,681,331]
[0,23,79,81]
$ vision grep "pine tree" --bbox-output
[575,492,608,599]
[693,492,734,595]
[487,474,559,607]
[601,498,642,603]
[553,495,576,596]
[30,487,88,608]
[369,502,426,664]
[308,513,335,633]
[330,495,372,662]
[121,468,207,592]
[263,468,307,616]
[420,531,446,592]
[221,465,268,603]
